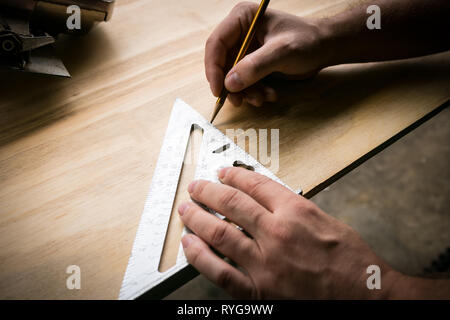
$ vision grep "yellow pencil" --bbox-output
[210,0,271,123]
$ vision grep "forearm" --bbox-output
[389,273,450,299]
[317,0,450,67]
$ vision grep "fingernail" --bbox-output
[225,72,244,91]
[182,235,193,248]
[178,202,190,216]
[218,167,231,181]
[188,180,198,193]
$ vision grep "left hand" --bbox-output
[178,167,399,299]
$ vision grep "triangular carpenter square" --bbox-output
[119,99,293,300]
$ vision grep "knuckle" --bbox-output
[218,188,240,210]
[191,180,208,199]
[245,174,270,198]
[268,221,293,242]
[187,243,202,266]
[209,224,228,247]
[274,36,300,61]
[224,167,241,184]
[246,203,266,228]
[238,238,256,256]
[280,35,296,52]
[291,199,317,216]
[319,234,341,249]
[233,1,255,13]
[226,166,238,178]
[181,205,194,223]
[205,35,217,50]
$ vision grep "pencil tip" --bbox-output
[210,102,220,124]
[211,95,226,124]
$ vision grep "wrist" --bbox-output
[351,267,403,300]
[380,269,407,299]
[387,273,450,299]
[313,16,343,68]
[314,6,370,68]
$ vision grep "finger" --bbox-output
[204,24,236,96]
[178,201,259,266]
[182,234,255,299]
[188,180,270,237]
[224,40,282,92]
[204,3,257,97]
[242,86,265,107]
[205,63,225,97]
[262,85,278,102]
[228,92,243,107]
[218,167,296,213]
[242,83,278,106]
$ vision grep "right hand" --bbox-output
[205,2,329,107]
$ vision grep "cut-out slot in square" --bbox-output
[158,124,204,272]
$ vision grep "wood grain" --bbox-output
[0,0,449,299]
[158,126,203,273]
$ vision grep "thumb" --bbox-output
[224,42,279,92]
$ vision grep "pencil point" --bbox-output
[210,98,224,124]
[210,110,218,124]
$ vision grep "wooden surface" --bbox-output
[159,127,203,273]
[0,0,449,299]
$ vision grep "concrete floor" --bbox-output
[167,106,450,300]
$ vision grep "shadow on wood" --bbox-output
[0,28,114,147]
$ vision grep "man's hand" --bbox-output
[206,1,450,108]
[177,167,399,299]
[205,2,328,107]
